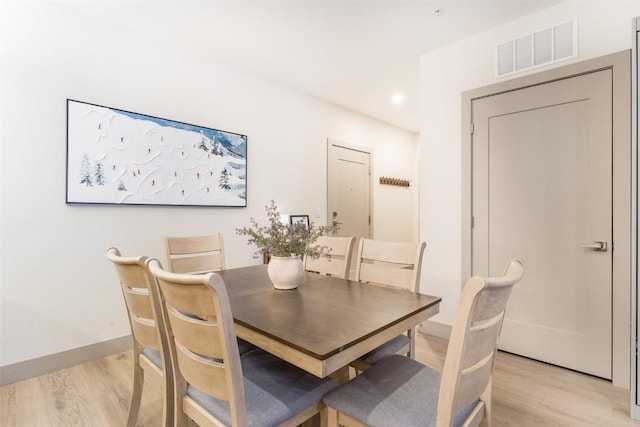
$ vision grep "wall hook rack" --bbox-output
[379,176,411,187]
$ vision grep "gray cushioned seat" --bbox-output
[324,354,477,427]
[141,347,162,368]
[237,337,258,355]
[358,334,410,365]
[187,349,337,427]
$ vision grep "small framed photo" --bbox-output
[289,214,310,227]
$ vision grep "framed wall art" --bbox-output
[289,215,310,227]
[66,99,247,207]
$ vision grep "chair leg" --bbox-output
[479,379,492,427]
[301,414,319,427]
[127,358,144,427]
[324,406,339,427]
[408,327,416,359]
[161,382,172,427]
[175,391,191,427]
[329,366,351,384]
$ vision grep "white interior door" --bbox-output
[327,140,371,263]
[472,70,613,379]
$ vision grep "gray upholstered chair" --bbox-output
[350,239,426,371]
[106,247,173,427]
[323,259,524,427]
[304,235,356,279]
[147,259,338,427]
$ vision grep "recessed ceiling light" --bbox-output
[391,92,405,105]
[434,9,445,17]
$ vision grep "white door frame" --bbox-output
[461,51,631,388]
[631,16,639,419]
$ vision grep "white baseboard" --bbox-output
[0,335,131,386]
[633,404,640,421]
[418,319,452,340]
[0,321,455,386]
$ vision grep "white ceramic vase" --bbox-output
[267,255,303,290]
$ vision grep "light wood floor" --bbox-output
[1,333,638,426]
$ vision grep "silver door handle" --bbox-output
[580,241,607,251]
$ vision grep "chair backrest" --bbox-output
[354,239,426,291]
[437,259,524,427]
[106,247,167,358]
[164,233,225,274]
[304,235,356,279]
[147,259,247,426]
[106,247,173,425]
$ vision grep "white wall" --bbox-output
[419,0,640,325]
[0,2,418,368]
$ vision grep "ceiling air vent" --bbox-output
[496,17,578,77]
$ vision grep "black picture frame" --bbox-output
[66,99,247,207]
[289,214,310,227]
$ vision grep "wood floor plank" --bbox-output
[76,354,132,426]
[40,367,93,427]
[1,333,638,426]
[2,376,51,426]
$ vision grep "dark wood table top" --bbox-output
[218,264,441,361]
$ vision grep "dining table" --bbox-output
[217,264,441,380]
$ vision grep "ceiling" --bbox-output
[66,1,562,132]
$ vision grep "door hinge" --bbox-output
[470,123,475,135]
[369,215,371,225]
[471,216,475,228]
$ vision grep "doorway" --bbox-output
[327,139,372,272]
[462,51,631,386]
[472,69,612,379]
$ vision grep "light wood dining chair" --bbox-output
[147,259,338,427]
[323,259,524,427]
[304,235,356,279]
[350,239,426,371]
[164,233,225,274]
[164,232,255,356]
[106,247,173,427]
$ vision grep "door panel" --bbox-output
[327,141,371,265]
[472,70,612,379]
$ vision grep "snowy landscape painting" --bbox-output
[66,99,247,207]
